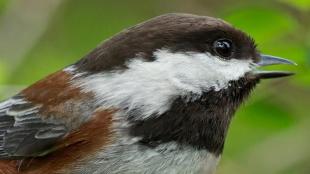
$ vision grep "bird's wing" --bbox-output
[0,95,68,158]
[0,70,97,159]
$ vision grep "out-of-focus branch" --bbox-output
[243,120,310,174]
[218,119,310,174]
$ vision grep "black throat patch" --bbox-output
[129,78,259,156]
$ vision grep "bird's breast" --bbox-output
[75,138,220,174]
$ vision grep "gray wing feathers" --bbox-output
[0,96,68,159]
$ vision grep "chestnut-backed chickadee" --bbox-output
[0,13,296,174]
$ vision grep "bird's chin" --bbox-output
[248,54,297,80]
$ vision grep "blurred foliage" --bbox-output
[0,0,7,12]
[224,7,297,42]
[0,0,8,85]
[280,0,310,11]
[0,62,6,84]
[0,0,309,174]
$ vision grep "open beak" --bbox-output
[253,54,297,79]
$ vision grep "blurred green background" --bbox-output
[0,0,309,173]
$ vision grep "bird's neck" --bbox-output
[129,78,258,155]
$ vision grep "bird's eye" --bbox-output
[213,39,233,59]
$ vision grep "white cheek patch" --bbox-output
[154,50,254,92]
[76,49,254,120]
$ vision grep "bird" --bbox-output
[0,13,296,174]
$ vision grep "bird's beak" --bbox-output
[252,54,297,79]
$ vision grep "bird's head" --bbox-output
[74,13,296,154]
[76,13,295,119]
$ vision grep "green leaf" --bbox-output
[223,7,298,44]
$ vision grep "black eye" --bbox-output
[213,39,233,59]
